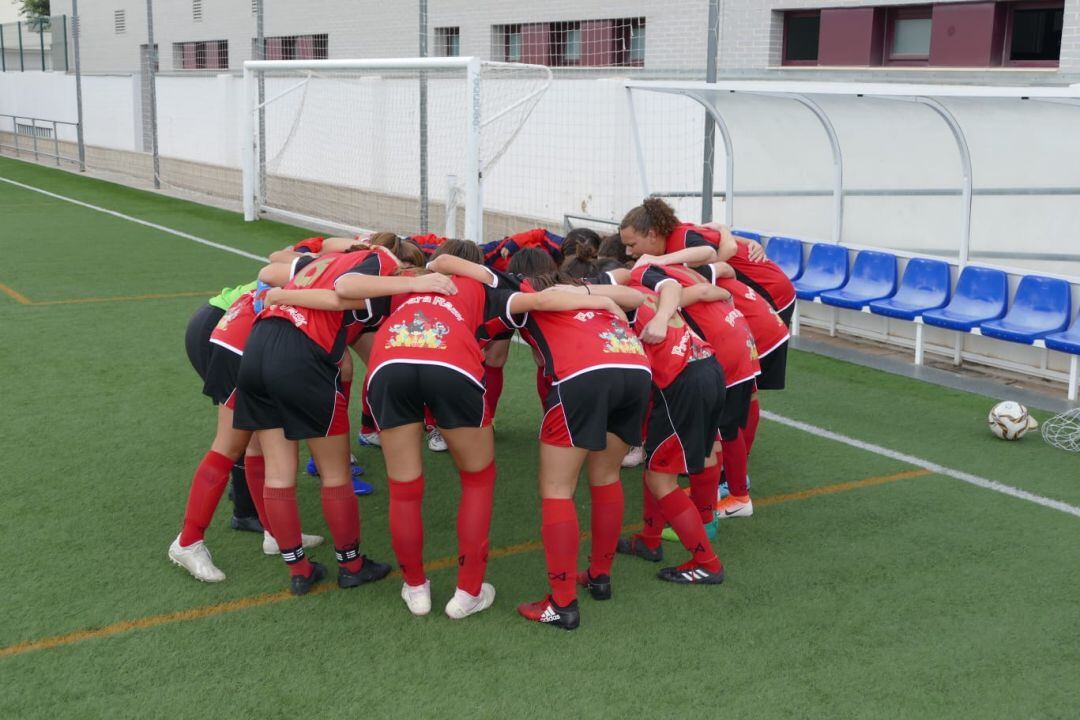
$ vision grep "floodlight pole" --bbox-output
[464,57,482,242]
[145,0,160,189]
[255,0,266,210]
[71,0,85,171]
[701,0,719,223]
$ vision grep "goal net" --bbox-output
[242,57,551,242]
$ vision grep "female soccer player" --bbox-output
[235,241,443,595]
[441,248,649,631]
[618,276,729,583]
[360,247,630,620]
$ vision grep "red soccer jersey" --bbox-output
[209,291,257,356]
[705,267,790,358]
[628,285,713,390]
[632,264,759,388]
[663,223,796,311]
[259,248,399,357]
[291,237,324,254]
[366,276,515,387]
[492,273,650,384]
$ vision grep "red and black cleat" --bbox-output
[616,534,663,562]
[517,594,580,630]
[657,560,725,585]
[577,571,612,601]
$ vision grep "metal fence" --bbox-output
[0,113,81,166]
[0,15,70,72]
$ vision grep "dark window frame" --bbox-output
[782,10,821,66]
[434,26,460,57]
[884,5,933,65]
[1003,0,1063,67]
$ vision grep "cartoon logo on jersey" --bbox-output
[215,300,244,332]
[599,321,645,356]
[292,257,335,288]
[385,311,449,350]
[747,333,759,362]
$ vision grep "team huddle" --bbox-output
[172,197,796,630]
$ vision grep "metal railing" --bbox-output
[0,15,69,72]
[0,114,82,167]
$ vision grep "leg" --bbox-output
[242,433,270,533]
[179,405,250,547]
[645,469,724,583]
[258,428,317,585]
[441,425,498,617]
[380,423,428,590]
[309,433,370,579]
[583,434,627,590]
[743,388,761,455]
[483,338,510,419]
[688,450,721,524]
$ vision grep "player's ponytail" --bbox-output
[619,197,679,239]
[508,247,582,291]
[561,238,600,280]
[369,232,426,269]
[431,238,483,264]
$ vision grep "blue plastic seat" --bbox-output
[922,266,1008,331]
[792,244,849,300]
[732,229,763,242]
[980,275,1071,344]
[1045,314,1080,354]
[819,250,897,309]
[868,258,951,320]
[764,236,804,281]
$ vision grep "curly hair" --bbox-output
[619,197,679,238]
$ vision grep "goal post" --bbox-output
[241,57,551,242]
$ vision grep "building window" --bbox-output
[493,18,645,67]
[783,11,820,65]
[172,40,229,70]
[141,43,159,72]
[114,10,126,34]
[435,27,460,57]
[255,34,329,60]
[886,6,932,64]
[1006,1,1063,65]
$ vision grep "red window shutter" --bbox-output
[521,23,550,65]
[818,8,885,66]
[929,2,1006,66]
[582,20,614,66]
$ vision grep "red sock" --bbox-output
[320,483,363,573]
[360,382,376,434]
[263,485,312,577]
[179,450,235,546]
[722,432,750,498]
[535,367,553,409]
[745,396,760,454]
[483,365,504,418]
[541,498,579,606]
[456,462,496,595]
[658,488,721,572]
[423,406,436,430]
[389,477,426,586]
[244,455,271,535]
[640,475,664,549]
[588,482,623,577]
[689,464,721,523]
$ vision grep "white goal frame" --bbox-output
[241,57,551,242]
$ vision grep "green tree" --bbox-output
[17,0,50,19]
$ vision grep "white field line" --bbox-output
[763,410,1080,518]
[0,176,267,263]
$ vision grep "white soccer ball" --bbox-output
[988,401,1030,441]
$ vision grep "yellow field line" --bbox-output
[0,282,32,305]
[0,467,929,660]
[0,282,215,307]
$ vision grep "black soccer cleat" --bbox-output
[657,560,725,585]
[616,534,664,563]
[290,561,327,596]
[577,571,612,601]
[230,515,265,533]
[338,555,392,589]
[517,595,581,630]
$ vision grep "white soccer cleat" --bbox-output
[401,580,433,616]
[715,495,753,519]
[445,583,496,620]
[169,535,226,583]
[357,431,382,447]
[427,429,449,452]
[621,445,645,468]
[262,531,325,555]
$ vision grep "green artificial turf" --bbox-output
[1,157,1078,719]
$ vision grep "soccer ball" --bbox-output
[988,401,1030,440]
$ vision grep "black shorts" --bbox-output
[203,345,242,407]
[646,359,726,475]
[778,301,795,327]
[756,340,788,391]
[718,378,755,441]
[233,319,349,440]
[185,303,224,381]
[541,368,651,451]
[367,363,489,431]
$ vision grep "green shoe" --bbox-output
[660,519,717,543]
